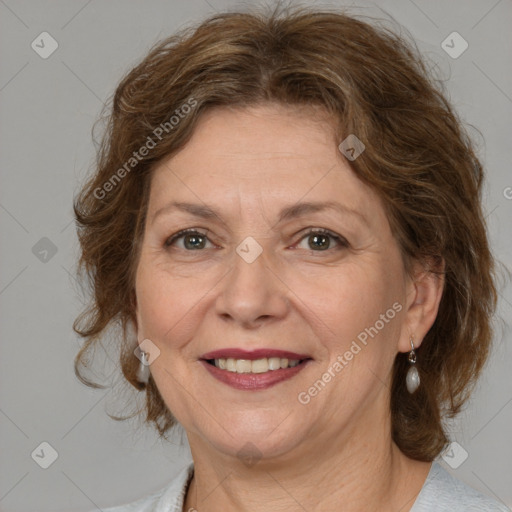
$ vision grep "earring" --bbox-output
[406,337,420,394]
[137,350,150,384]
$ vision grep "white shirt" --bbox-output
[100,461,509,511]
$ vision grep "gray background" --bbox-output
[0,0,511,510]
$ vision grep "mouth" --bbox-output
[205,356,307,372]
[199,349,313,390]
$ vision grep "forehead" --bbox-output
[147,104,385,226]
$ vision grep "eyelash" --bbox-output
[164,228,348,252]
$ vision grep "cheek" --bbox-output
[311,258,404,357]
[135,259,215,347]
[135,244,405,357]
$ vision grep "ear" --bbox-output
[398,257,445,353]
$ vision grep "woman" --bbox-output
[73,5,508,511]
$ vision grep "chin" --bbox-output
[190,410,311,465]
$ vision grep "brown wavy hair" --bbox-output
[73,5,498,461]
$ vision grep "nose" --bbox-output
[214,245,290,329]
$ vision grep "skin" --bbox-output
[134,103,445,512]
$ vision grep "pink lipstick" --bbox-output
[200,348,312,390]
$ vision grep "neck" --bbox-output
[183,407,431,512]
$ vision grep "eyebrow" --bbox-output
[151,200,369,227]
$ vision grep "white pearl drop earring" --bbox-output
[406,337,420,394]
[137,350,151,384]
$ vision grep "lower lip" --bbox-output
[200,360,311,390]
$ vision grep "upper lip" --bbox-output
[201,349,311,361]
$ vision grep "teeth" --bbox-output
[213,357,302,373]
[268,357,281,370]
[235,359,252,373]
[251,359,269,374]
[226,358,236,372]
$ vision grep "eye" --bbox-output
[164,228,348,252]
[295,228,348,252]
[164,229,214,250]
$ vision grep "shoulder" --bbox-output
[412,462,510,512]
[99,463,194,512]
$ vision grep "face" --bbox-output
[134,104,415,464]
